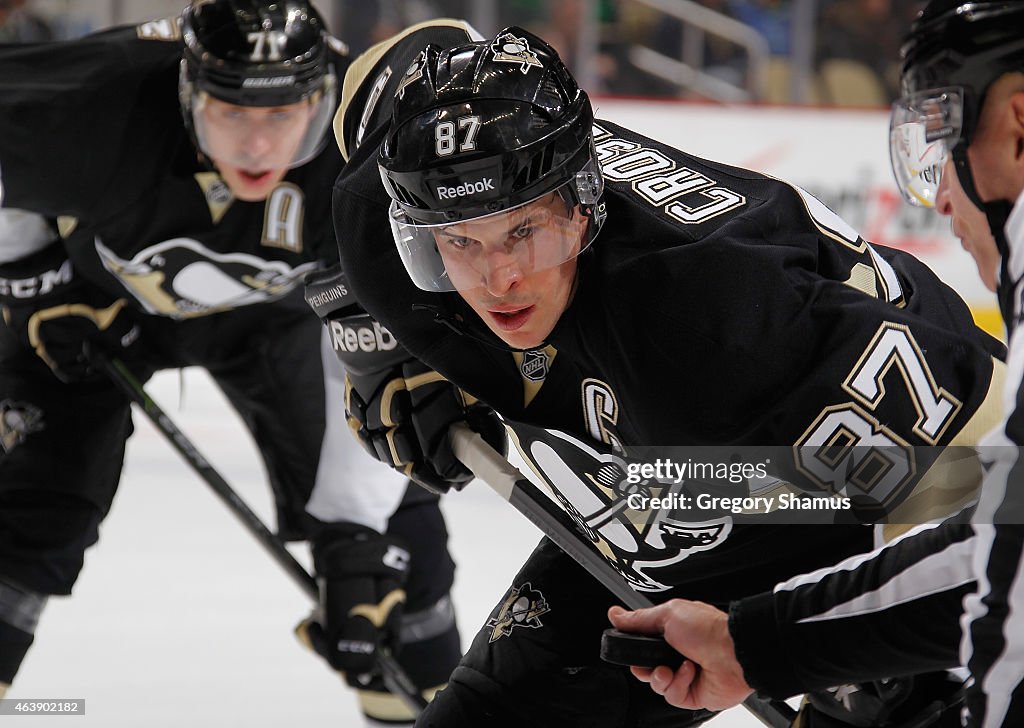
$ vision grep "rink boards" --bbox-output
[596,98,1002,338]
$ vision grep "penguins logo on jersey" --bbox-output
[95,237,318,319]
[486,582,550,643]
[490,33,543,74]
[0,399,44,454]
[509,421,732,592]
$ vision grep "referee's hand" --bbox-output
[608,600,753,711]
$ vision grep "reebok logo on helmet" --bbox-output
[434,177,495,201]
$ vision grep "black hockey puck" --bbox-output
[600,628,685,669]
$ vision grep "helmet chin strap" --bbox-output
[952,144,1020,332]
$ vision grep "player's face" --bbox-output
[935,158,1000,292]
[199,96,311,201]
[434,194,587,349]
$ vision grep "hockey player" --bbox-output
[0,2,473,722]
[609,2,1024,726]
[310,23,1010,728]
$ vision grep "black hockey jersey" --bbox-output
[0,18,347,317]
[331,39,1006,603]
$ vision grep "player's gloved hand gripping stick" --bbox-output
[449,423,796,728]
[88,349,428,716]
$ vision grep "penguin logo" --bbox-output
[486,583,551,642]
[490,33,543,74]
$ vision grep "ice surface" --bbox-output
[10,368,778,727]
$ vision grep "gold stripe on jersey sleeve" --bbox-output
[950,356,1008,446]
[357,684,444,722]
[842,262,879,298]
[972,306,1006,340]
[56,216,78,239]
[136,16,181,41]
[334,19,476,161]
[882,355,1006,540]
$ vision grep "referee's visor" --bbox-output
[889,87,964,208]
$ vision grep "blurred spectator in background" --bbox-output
[815,0,920,102]
[0,0,53,42]
[729,0,790,55]
[530,0,623,93]
[650,0,749,91]
[336,0,462,55]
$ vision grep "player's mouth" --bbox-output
[487,305,535,331]
[239,169,273,184]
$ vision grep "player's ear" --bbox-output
[1011,87,1024,167]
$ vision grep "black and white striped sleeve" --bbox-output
[962,323,1024,728]
[728,519,976,698]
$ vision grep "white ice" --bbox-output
[9,368,779,727]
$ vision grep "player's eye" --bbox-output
[512,223,533,240]
[441,235,474,251]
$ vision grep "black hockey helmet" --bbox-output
[179,0,339,168]
[889,0,1024,209]
[377,27,604,293]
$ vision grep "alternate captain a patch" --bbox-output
[486,582,550,643]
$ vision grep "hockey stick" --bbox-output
[450,423,796,728]
[90,350,428,715]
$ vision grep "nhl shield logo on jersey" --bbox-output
[486,582,551,643]
[0,399,45,454]
[507,420,732,592]
[490,33,543,74]
[520,349,550,381]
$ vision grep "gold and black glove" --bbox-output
[1,242,143,383]
[305,265,506,494]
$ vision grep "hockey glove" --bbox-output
[304,265,507,494]
[0,242,143,383]
[302,523,410,684]
[345,357,507,494]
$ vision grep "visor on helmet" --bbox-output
[889,86,964,207]
[189,72,336,170]
[387,168,603,293]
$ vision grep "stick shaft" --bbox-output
[94,352,427,713]
[450,423,796,727]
